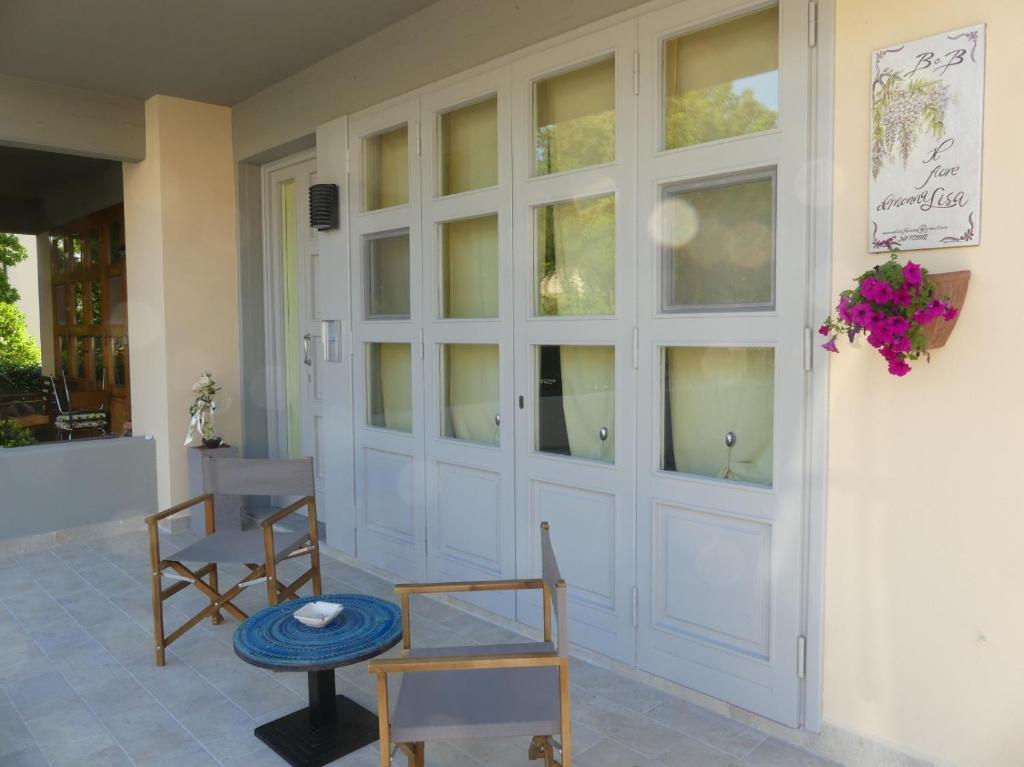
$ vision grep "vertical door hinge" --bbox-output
[797,635,807,678]
[808,1,818,48]
[418,328,425,360]
[416,122,423,156]
[803,327,813,372]
[345,147,351,176]
[631,586,639,627]
[633,50,640,95]
[632,327,639,370]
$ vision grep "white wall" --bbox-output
[9,234,40,348]
[0,74,144,161]
[232,0,653,161]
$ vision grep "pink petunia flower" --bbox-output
[888,358,912,376]
[849,302,874,326]
[819,324,830,336]
[943,305,959,321]
[822,337,839,353]
[889,335,912,353]
[903,261,923,287]
[893,287,913,307]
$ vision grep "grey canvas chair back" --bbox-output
[541,522,569,657]
[202,455,315,497]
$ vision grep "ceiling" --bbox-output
[0,145,117,201]
[0,0,440,105]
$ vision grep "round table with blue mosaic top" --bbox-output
[234,594,402,767]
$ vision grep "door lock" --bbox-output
[302,334,312,366]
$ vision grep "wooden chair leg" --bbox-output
[376,672,390,767]
[413,743,424,767]
[308,498,323,596]
[263,526,279,606]
[147,521,166,666]
[208,563,222,625]
[559,660,571,767]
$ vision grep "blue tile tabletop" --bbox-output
[233,593,402,671]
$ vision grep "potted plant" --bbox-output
[184,371,223,447]
[820,247,968,376]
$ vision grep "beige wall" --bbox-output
[825,2,1024,765]
[123,96,241,507]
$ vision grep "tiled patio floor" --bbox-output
[0,529,839,766]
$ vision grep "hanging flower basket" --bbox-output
[919,270,970,349]
[820,248,968,376]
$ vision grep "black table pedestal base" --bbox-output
[254,670,378,767]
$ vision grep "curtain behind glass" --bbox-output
[536,194,615,316]
[369,343,412,432]
[535,57,615,175]
[445,344,499,446]
[441,97,498,195]
[560,345,614,463]
[443,215,498,318]
[665,176,773,310]
[664,7,779,148]
[281,180,302,458]
[666,347,773,485]
[364,126,409,210]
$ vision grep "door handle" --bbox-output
[302,334,312,366]
[599,426,609,442]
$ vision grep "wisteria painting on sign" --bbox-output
[869,25,985,252]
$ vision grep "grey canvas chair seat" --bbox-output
[169,528,309,564]
[369,523,571,767]
[391,662,560,742]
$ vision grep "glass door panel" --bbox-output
[661,171,775,311]
[537,345,615,462]
[441,215,498,319]
[513,20,638,664]
[536,194,615,316]
[366,231,411,319]
[534,56,615,175]
[363,125,410,210]
[440,97,498,195]
[350,97,427,582]
[661,346,774,485]
[367,342,413,432]
[637,0,809,726]
[421,71,516,618]
[663,6,779,149]
[442,343,500,446]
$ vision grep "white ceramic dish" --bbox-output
[293,601,344,628]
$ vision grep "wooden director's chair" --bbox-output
[146,456,322,666]
[369,521,571,767]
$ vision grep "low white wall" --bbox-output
[0,436,158,541]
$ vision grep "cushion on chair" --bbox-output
[168,529,309,565]
[390,642,561,743]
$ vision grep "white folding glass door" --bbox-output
[635,0,811,725]
[421,72,518,618]
[267,156,326,511]
[349,99,427,581]
[512,22,639,664]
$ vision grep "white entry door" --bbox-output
[349,98,427,581]
[512,22,639,665]
[420,70,518,618]
[634,0,811,725]
[266,155,326,511]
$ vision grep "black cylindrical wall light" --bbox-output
[309,183,339,231]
